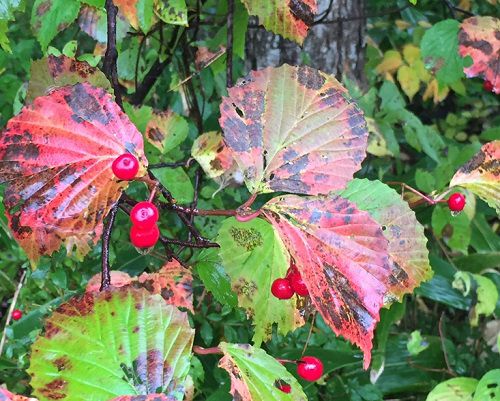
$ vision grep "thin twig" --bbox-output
[0,270,27,357]
[103,0,122,108]
[226,0,234,87]
[100,201,120,291]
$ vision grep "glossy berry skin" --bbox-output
[297,356,324,382]
[288,272,309,297]
[12,309,22,321]
[447,192,466,212]
[130,201,159,229]
[278,383,291,393]
[271,278,294,300]
[112,153,139,180]
[483,80,494,92]
[130,224,160,248]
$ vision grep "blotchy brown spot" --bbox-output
[289,0,314,26]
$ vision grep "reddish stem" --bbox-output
[193,346,222,355]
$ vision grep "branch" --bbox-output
[103,0,123,108]
[100,200,120,291]
[226,0,234,87]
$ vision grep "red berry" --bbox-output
[130,224,160,248]
[483,80,494,92]
[447,192,466,212]
[130,201,159,229]
[12,309,22,320]
[278,383,291,393]
[112,153,139,180]
[297,356,324,382]
[271,278,294,300]
[288,272,309,297]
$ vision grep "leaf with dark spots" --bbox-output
[263,195,391,369]
[0,83,147,262]
[28,288,194,401]
[218,343,307,401]
[450,140,500,213]
[217,218,303,345]
[0,388,39,401]
[241,0,317,44]
[459,16,500,93]
[339,179,433,303]
[26,55,112,103]
[219,64,368,196]
[145,110,189,154]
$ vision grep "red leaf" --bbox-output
[0,83,147,261]
[263,195,391,368]
[219,64,368,195]
[459,16,500,93]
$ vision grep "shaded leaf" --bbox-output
[28,288,194,401]
[26,55,112,103]
[31,0,80,51]
[217,217,302,345]
[0,83,147,261]
[0,388,38,401]
[218,342,307,401]
[474,369,500,401]
[459,16,500,94]
[241,0,317,45]
[450,140,500,214]
[220,64,368,195]
[339,179,432,303]
[145,110,189,154]
[426,377,478,401]
[263,195,391,368]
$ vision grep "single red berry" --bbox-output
[288,272,309,297]
[112,153,139,180]
[271,278,294,300]
[297,356,324,382]
[12,309,22,321]
[447,192,466,212]
[130,224,160,248]
[278,383,291,393]
[130,201,159,229]
[483,80,494,92]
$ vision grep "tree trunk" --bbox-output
[245,0,366,81]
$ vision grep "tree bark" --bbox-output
[246,0,366,81]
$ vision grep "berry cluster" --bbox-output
[271,263,309,300]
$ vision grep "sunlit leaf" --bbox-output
[263,195,391,368]
[459,16,500,94]
[28,288,194,401]
[145,110,189,154]
[339,179,432,303]
[220,64,368,195]
[218,342,307,401]
[473,369,500,401]
[0,83,147,261]
[217,217,302,345]
[450,140,500,214]
[426,377,478,401]
[241,0,317,45]
[26,55,111,103]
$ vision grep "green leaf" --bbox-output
[219,342,307,400]
[31,0,81,51]
[28,288,194,401]
[155,167,194,204]
[421,20,465,85]
[196,248,238,307]
[473,369,500,401]
[407,330,429,355]
[157,0,188,26]
[432,205,471,254]
[426,377,478,401]
[217,218,299,345]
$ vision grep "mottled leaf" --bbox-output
[426,377,478,401]
[0,83,147,261]
[450,140,500,213]
[217,218,302,345]
[218,342,307,401]
[28,288,194,401]
[339,179,432,303]
[263,195,391,368]
[220,64,368,195]
[26,55,112,103]
[145,110,189,154]
[31,0,80,51]
[459,16,500,94]
[156,0,188,26]
[474,369,500,401]
[0,388,38,401]
[241,0,317,44]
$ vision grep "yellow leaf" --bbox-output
[402,44,420,66]
[376,50,403,74]
[423,79,450,103]
[397,65,420,100]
